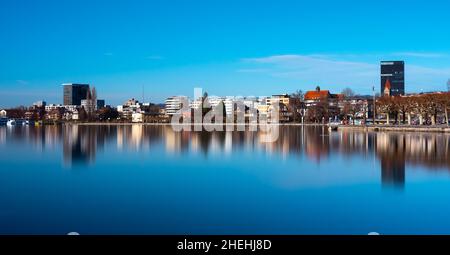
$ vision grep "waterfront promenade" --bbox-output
[339,125,450,133]
[66,122,450,133]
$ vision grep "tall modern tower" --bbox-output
[381,61,405,96]
[63,83,90,105]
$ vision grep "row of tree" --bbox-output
[377,92,450,126]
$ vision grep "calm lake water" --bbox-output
[1,125,450,235]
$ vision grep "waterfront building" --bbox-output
[265,94,292,123]
[118,109,133,120]
[381,61,405,96]
[45,104,65,111]
[132,112,144,123]
[45,108,65,121]
[44,104,79,114]
[63,83,90,106]
[266,94,290,107]
[303,87,343,122]
[253,94,290,122]
[64,105,79,112]
[165,96,188,115]
[204,96,235,115]
[190,96,253,116]
[0,110,6,118]
[117,98,144,120]
[257,98,270,116]
[304,87,341,108]
[63,109,79,121]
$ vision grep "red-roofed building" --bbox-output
[303,86,343,123]
[304,87,340,108]
[304,90,332,101]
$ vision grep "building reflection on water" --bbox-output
[2,125,450,188]
[377,133,406,188]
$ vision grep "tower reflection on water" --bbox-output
[3,125,450,188]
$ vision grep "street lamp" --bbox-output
[373,86,376,125]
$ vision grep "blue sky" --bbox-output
[1,0,450,107]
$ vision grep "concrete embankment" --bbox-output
[339,125,450,133]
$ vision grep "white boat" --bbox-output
[6,119,16,126]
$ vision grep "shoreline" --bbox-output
[338,125,450,133]
[66,122,450,133]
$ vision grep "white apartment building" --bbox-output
[193,96,235,115]
[165,96,188,115]
[45,104,64,111]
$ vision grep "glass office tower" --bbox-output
[381,61,405,96]
[63,83,90,105]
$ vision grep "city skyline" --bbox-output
[3,0,450,240]
[2,0,450,107]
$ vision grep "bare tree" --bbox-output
[342,88,355,98]
[414,95,429,125]
[342,101,357,125]
[374,93,450,126]
[390,96,402,124]
[290,90,304,123]
[444,93,450,126]
[377,96,395,125]
[423,94,440,125]
[291,90,304,100]
[397,96,414,125]
[436,93,450,126]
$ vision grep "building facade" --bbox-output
[266,94,292,123]
[304,87,342,108]
[381,61,405,96]
[165,96,188,115]
[63,83,90,106]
